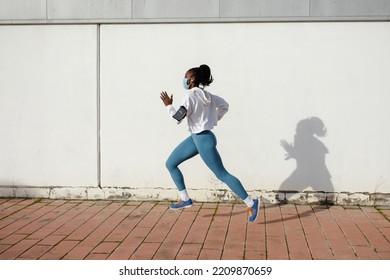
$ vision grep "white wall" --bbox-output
[101,22,390,195]
[0,25,98,187]
[1,22,389,202]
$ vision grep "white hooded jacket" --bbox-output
[166,87,229,134]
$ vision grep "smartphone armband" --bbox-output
[173,106,187,122]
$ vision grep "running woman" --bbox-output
[160,64,259,222]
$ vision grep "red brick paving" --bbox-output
[264,205,289,260]
[176,243,202,260]
[153,209,198,260]
[39,240,79,260]
[130,242,161,260]
[91,241,119,255]
[200,204,232,260]
[85,253,109,260]
[0,203,55,239]
[0,244,11,254]
[221,204,247,260]
[0,198,389,260]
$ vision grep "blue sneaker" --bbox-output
[248,198,260,222]
[170,199,193,210]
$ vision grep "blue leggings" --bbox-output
[165,130,248,200]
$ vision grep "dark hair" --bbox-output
[189,64,214,87]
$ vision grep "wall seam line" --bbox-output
[97,23,102,189]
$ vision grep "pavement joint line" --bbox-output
[110,202,156,246]
[0,201,48,231]
[166,205,199,260]
[363,208,390,244]
[145,204,173,260]
[195,204,215,260]
[281,205,293,259]
[212,203,233,257]
[121,201,160,260]
[296,205,314,259]
[345,207,380,253]
[1,201,74,239]
[0,199,37,221]
[311,205,335,258]
[263,204,270,259]
[329,205,360,258]
[172,203,198,259]
[63,201,119,241]
[218,203,233,260]
[377,208,390,222]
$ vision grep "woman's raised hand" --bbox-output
[160,91,173,106]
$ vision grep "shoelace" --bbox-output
[173,199,184,206]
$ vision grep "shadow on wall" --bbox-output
[279,117,333,200]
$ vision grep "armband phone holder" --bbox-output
[173,106,187,122]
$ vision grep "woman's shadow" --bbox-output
[279,117,333,202]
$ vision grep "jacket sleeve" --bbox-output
[166,94,192,124]
[214,95,229,121]
[166,104,177,117]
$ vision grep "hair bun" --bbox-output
[199,64,209,71]
[198,64,213,86]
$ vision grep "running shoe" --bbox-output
[170,199,193,210]
[248,198,260,222]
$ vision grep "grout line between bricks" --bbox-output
[141,203,173,259]
[361,208,390,244]
[70,202,128,259]
[60,202,116,258]
[148,204,175,260]
[263,204,269,259]
[105,202,158,260]
[1,200,75,242]
[47,201,102,240]
[25,201,92,238]
[296,204,314,260]
[124,201,161,260]
[377,208,390,221]
[0,199,35,221]
[219,203,233,260]
[195,203,216,260]
[328,206,358,258]
[152,203,187,260]
[312,206,335,258]
[0,201,48,231]
[102,203,141,243]
[344,207,379,255]
[175,203,204,260]
[174,203,203,260]
[279,205,292,260]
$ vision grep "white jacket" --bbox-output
[166,87,229,134]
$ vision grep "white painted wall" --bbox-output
[1,22,389,201]
[101,22,390,195]
[0,25,98,187]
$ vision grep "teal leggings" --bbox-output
[165,130,248,200]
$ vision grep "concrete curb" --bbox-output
[1,186,389,206]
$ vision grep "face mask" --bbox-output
[183,78,190,90]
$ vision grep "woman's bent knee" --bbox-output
[166,158,180,172]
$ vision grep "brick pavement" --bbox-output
[0,198,389,260]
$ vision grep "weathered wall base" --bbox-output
[1,186,389,206]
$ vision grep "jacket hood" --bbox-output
[194,87,211,106]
